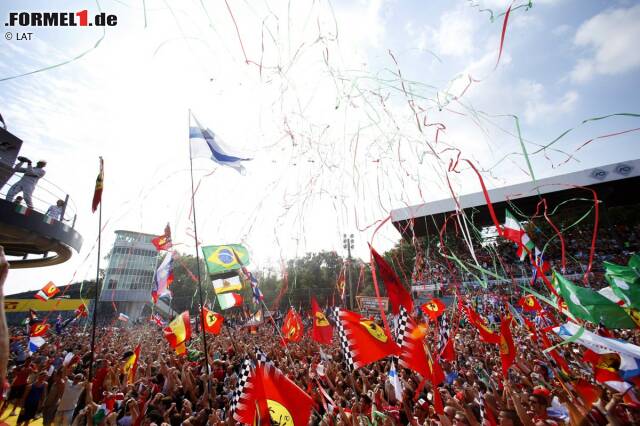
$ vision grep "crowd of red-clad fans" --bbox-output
[0,217,639,426]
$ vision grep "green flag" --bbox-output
[603,257,640,310]
[602,261,640,284]
[628,253,640,272]
[201,244,250,275]
[554,272,636,329]
[606,275,640,310]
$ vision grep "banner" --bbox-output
[4,299,86,312]
[356,296,389,314]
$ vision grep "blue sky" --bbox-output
[1,0,639,295]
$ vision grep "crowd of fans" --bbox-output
[1,218,639,426]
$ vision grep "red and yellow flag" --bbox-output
[282,307,303,344]
[499,315,516,377]
[517,294,542,312]
[337,309,399,369]
[30,322,50,337]
[163,311,191,348]
[202,307,223,335]
[463,304,501,344]
[122,345,141,384]
[311,297,333,344]
[151,223,172,251]
[91,157,104,213]
[421,298,446,320]
[234,363,314,425]
[35,281,60,301]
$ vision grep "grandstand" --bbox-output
[390,160,640,292]
[391,159,639,239]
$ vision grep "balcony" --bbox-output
[0,127,83,268]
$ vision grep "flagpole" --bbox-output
[89,192,102,381]
[187,108,211,378]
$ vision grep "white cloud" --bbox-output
[516,80,578,124]
[571,5,640,82]
[433,9,476,57]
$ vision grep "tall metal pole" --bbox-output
[188,109,211,376]
[89,194,102,380]
[344,234,354,310]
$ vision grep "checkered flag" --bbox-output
[255,347,270,365]
[230,358,252,416]
[438,313,449,354]
[396,306,410,348]
[333,307,355,371]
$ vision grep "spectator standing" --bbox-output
[5,158,46,209]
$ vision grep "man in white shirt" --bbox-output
[45,200,66,221]
[53,374,85,426]
[6,158,46,209]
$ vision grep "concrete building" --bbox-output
[99,230,169,320]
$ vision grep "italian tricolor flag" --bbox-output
[217,292,243,310]
[503,209,534,261]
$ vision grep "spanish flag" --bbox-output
[35,281,60,301]
[164,311,191,348]
[91,157,104,213]
[122,345,140,384]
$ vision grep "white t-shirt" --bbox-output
[58,380,83,411]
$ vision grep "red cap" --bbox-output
[533,386,551,399]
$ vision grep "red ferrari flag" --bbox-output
[30,322,50,337]
[202,307,223,335]
[397,307,432,380]
[151,223,172,251]
[335,308,399,369]
[281,307,303,344]
[35,281,60,301]
[421,298,446,320]
[370,245,413,314]
[311,297,333,344]
[74,304,88,318]
[91,156,104,213]
[517,294,542,312]
[499,315,516,377]
[234,362,314,425]
[463,304,501,344]
[163,311,191,348]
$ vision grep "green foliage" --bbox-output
[77,241,416,315]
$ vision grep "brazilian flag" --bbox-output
[201,244,250,275]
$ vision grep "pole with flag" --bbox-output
[89,156,104,381]
[188,110,211,378]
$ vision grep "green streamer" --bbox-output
[543,325,584,354]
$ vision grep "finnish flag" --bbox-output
[189,112,251,174]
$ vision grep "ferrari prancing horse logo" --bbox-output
[359,319,388,342]
[315,311,329,327]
